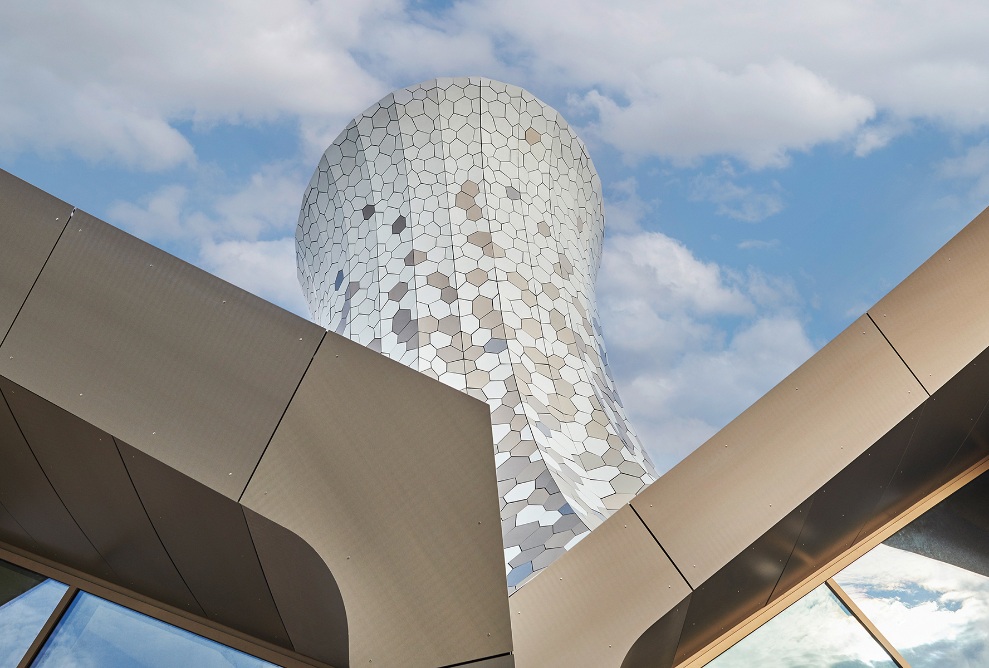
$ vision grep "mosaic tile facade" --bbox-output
[296,77,658,590]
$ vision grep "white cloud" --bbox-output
[200,238,309,315]
[376,0,989,165]
[581,59,874,168]
[107,162,310,315]
[690,162,784,222]
[939,140,989,200]
[0,0,389,169]
[5,1,989,171]
[604,177,655,234]
[598,226,814,470]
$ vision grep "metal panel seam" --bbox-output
[0,495,38,545]
[866,312,931,396]
[629,505,693,592]
[764,496,816,606]
[441,651,514,667]
[0,387,119,581]
[240,505,297,656]
[0,208,73,350]
[109,435,208,616]
[848,402,926,548]
[237,330,328,503]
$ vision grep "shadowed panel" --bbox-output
[244,508,349,667]
[0,377,203,616]
[119,442,291,649]
[0,390,113,581]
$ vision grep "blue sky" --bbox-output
[3,1,989,472]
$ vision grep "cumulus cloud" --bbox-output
[0,0,388,169]
[581,59,874,168]
[6,1,989,170]
[107,162,310,315]
[598,217,814,470]
[379,0,989,166]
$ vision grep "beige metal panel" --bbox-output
[869,204,989,393]
[509,506,691,668]
[619,598,690,668]
[632,315,924,587]
[0,211,324,499]
[0,168,71,342]
[241,333,511,668]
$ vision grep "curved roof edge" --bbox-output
[0,167,513,668]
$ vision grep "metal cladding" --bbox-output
[296,77,659,588]
[0,167,513,668]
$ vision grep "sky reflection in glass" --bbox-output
[836,543,989,667]
[705,584,895,667]
[33,592,277,668]
[0,559,68,666]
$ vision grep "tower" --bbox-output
[297,78,657,588]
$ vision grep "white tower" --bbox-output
[297,78,657,589]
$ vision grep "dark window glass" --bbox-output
[0,559,68,665]
[32,592,277,667]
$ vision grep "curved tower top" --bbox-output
[297,77,658,589]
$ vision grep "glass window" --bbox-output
[835,543,989,667]
[705,584,896,667]
[32,592,278,668]
[0,559,69,665]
